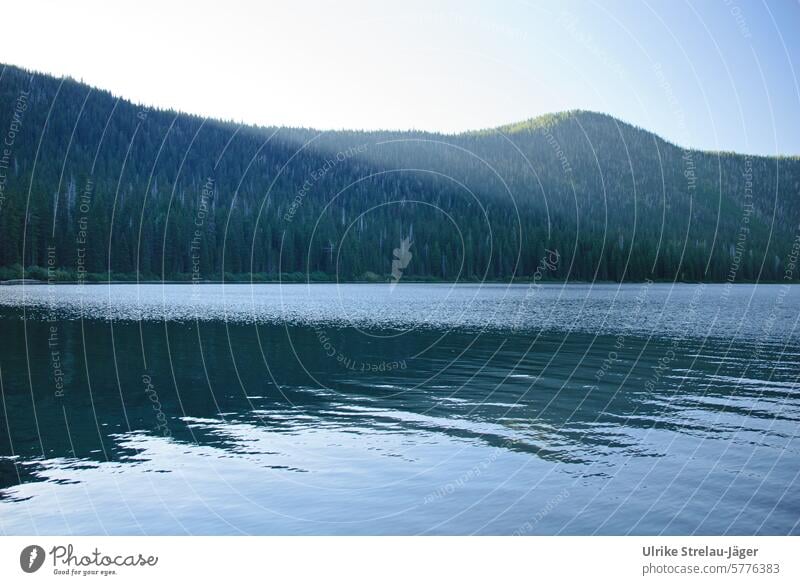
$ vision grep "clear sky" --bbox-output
[2,0,798,155]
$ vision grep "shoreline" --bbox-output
[2,279,796,286]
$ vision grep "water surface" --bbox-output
[0,283,798,534]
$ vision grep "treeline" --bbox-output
[0,63,798,283]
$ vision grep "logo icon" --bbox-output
[20,545,46,573]
[389,236,413,291]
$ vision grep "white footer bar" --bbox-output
[1,536,796,584]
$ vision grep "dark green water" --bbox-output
[0,283,798,534]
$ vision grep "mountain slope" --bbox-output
[0,63,797,283]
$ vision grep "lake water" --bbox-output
[0,282,798,535]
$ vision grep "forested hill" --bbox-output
[0,63,798,283]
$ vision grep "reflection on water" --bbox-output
[0,283,798,534]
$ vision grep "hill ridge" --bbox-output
[4,62,784,159]
[0,62,797,283]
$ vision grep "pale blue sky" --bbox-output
[2,0,798,155]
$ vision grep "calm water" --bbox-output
[0,282,798,535]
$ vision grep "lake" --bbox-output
[0,282,798,535]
